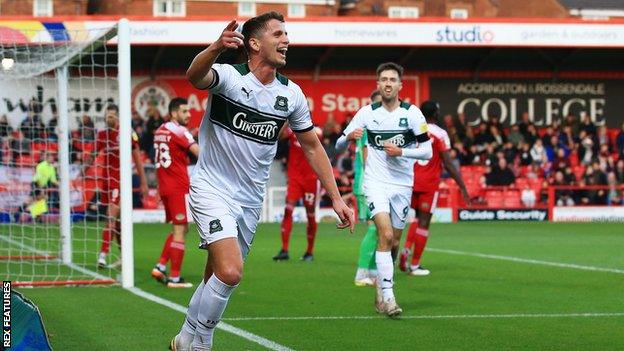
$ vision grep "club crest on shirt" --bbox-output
[399,117,408,128]
[274,96,288,112]
[209,219,223,234]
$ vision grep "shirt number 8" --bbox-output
[154,142,172,169]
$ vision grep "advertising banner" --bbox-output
[430,78,624,128]
[6,20,624,47]
[2,75,417,131]
[132,75,419,128]
[553,206,624,222]
[458,208,548,221]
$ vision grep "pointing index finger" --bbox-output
[225,20,238,31]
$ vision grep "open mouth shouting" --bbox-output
[277,47,288,59]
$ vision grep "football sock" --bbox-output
[305,210,317,254]
[192,275,237,349]
[180,280,206,344]
[375,251,394,301]
[404,221,418,252]
[169,240,186,278]
[411,227,430,267]
[158,233,174,266]
[114,222,121,247]
[100,228,111,254]
[280,205,293,251]
[357,224,378,269]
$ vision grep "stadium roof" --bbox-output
[559,0,624,10]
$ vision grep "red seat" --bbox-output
[436,191,449,207]
[504,190,522,207]
[32,142,47,152]
[17,154,37,167]
[486,190,504,207]
[515,178,529,189]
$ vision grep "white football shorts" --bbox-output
[188,186,261,260]
[363,181,412,230]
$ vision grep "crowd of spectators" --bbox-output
[3,97,624,211]
[292,110,624,207]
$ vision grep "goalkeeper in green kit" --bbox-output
[353,90,382,287]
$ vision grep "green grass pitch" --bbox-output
[7,221,624,350]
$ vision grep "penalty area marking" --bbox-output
[128,287,295,351]
[427,248,624,275]
[223,312,624,322]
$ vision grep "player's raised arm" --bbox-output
[296,130,355,232]
[186,20,244,89]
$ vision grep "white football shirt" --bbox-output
[192,63,313,207]
[341,101,430,188]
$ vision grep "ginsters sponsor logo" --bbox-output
[367,130,416,150]
[210,94,286,144]
[232,112,278,140]
[374,133,405,148]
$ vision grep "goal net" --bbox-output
[0,21,133,286]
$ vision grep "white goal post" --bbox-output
[0,19,133,287]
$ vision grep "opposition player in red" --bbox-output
[151,98,200,288]
[97,104,148,268]
[399,101,470,276]
[273,126,323,262]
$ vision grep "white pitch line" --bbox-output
[223,312,624,322]
[128,287,294,351]
[1,234,293,350]
[427,248,624,274]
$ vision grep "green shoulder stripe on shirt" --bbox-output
[232,63,250,75]
[371,101,382,110]
[400,101,412,110]
[276,72,289,85]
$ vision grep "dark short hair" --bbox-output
[105,104,119,114]
[420,100,440,120]
[376,62,404,80]
[168,97,188,114]
[241,12,285,54]
[370,90,381,100]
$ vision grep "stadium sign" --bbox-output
[430,78,624,128]
[2,20,624,47]
[458,209,548,221]
[131,76,419,129]
[553,206,624,222]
